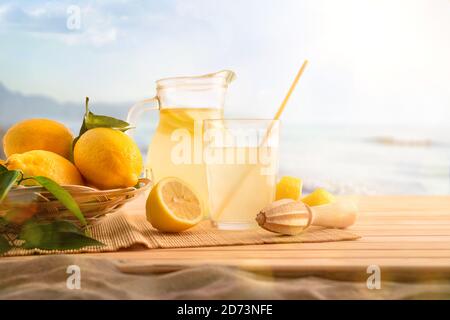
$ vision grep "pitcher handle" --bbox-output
[126,97,160,137]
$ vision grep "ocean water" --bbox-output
[278,125,450,195]
[11,120,450,195]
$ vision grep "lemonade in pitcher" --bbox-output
[127,71,235,215]
[147,107,223,212]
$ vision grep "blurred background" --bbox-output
[0,0,449,194]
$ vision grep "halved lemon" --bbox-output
[146,177,203,232]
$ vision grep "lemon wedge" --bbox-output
[146,177,203,232]
[275,176,303,201]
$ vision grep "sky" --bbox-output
[0,0,449,125]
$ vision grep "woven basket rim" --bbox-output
[9,178,152,193]
[1,178,152,226]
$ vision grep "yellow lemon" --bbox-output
[302,188,336,206]
[3,119,73,159]
[5,150,83,186]
[275,176,303,201]
[74,128,143,190]
[146,177,203,233]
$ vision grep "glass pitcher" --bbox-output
[127,70,236,215]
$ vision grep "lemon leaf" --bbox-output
[31,176,87,226]
[78,117,88,137]
[83,96,131,132]
[23,231,104,250]
[0,235,12,255]
[77,97,90,136]
[0,170,21,204]
[85,113,132,131]
[40,220,86,234]
[19,220,104,250]
[0,164,8,173]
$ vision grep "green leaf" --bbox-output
[20,220,104,250]
[0,164,8,173]
[69,138,78,163]
[20,220,84,238]
[44,220,85,234]
[85,113,131,131]
[78,97,90,136]
[25,232,104,250]
[0,235,12,254]
[0,170,21,203]
[31,176,87,226]
[81,97,132,133]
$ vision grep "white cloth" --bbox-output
[1,256,449,300]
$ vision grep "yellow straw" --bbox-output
[213,60,309,222]
[274,60,308,120]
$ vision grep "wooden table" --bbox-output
[81,196,450,281]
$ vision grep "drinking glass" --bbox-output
[204,119,280,230]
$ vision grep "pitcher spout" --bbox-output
[207,70,237,85]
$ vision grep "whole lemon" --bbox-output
[3,119,73,159]
[5,150,84,186]
[74,128,143,190]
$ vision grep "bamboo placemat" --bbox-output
[3,212,360,257]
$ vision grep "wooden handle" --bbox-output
[309,200,358,229]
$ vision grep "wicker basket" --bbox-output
[0,178,152,226]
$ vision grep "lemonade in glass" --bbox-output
[204,119,280,229]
